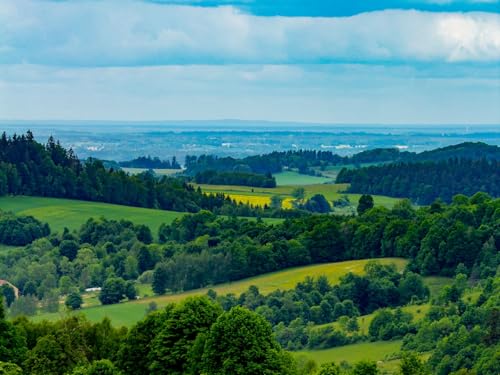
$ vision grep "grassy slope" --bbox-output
[34,258,408,327]
[0,196,185,234]
[0,196,281,235]
[295,340,402,366]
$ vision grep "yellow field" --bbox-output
[195,183,400,211]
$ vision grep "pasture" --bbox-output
[196,182,401,211]
[0,196,282,235]
[34,258,408,326]
[295,341,403,372]
[0,196,184,235]
[273,171,334,186]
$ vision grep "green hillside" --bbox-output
[0,196,282,235]
[34,258,408,326]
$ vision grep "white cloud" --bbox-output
[1,63,499,124]
[0,0,499,66]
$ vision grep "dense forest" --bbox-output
[337,158,500,204]
[0,132,288,216]
[184,142,499,176]
[119,156,181,169]
[194,170,276,187]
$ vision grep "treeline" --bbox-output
[0,132,246,214]
[194,170,276,187]
[119,155,181,169]
[184,142,499,176]
[337,158,500,204]
[0,211,50,246]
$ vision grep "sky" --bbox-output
[0,0,499,124]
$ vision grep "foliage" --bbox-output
[201,306,294,374]
[338,159,500,204]
[0,211,49,246]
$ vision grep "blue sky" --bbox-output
[0,0,499,124]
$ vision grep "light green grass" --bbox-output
[295,340,402,366]
[0,196,185,235]
[0,196,281,236]
[121,168,182,176]
[34,258,408,327]
[273,171,334,186]
[423,276,453,298]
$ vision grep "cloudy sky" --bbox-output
[0,0,499,124]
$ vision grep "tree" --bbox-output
[65,292,83,310]
[317,362,341,375]
[149,297,222,375]
[117,307,172,375]
[152,263,169,295]
[357,195,374,215]
[201,306,294,375]
[0,296,27,364]
[292,187,306,202]
[0,285,15,307]
[0,362,23,375]
[99,277,126,305]
[399,352,429,375]
[71,360,123,375]
[352,361,379,375]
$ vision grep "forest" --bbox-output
[184,142,499,176]
[336,158,500,204]
[119,156,181,169]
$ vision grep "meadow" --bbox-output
[196,182,401,211]
[295,341,403,372]
[0,196,185,235]
[0,196,282,235]
[34,258,408,326]
[273,171,335,185]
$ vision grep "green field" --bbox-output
[295,340,402,366]
[34,258,408,326]
[273,171,334,186]
[0,196,282,235]
[195,182,401,211]
[0,196,185,234]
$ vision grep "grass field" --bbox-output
[0,196,282,235]
[273,171,334,186]
[34,258,408,326]
[0,196,185,234]
[195,182,400,211]
[295,340,402,367]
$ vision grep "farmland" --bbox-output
[295,341,403,371]
[195,182,401,211]
[0,196,185,234]
[0,196,282,235]
[273,171,334,185]
[34,258,408,326]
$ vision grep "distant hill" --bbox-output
[185,142,500,176]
